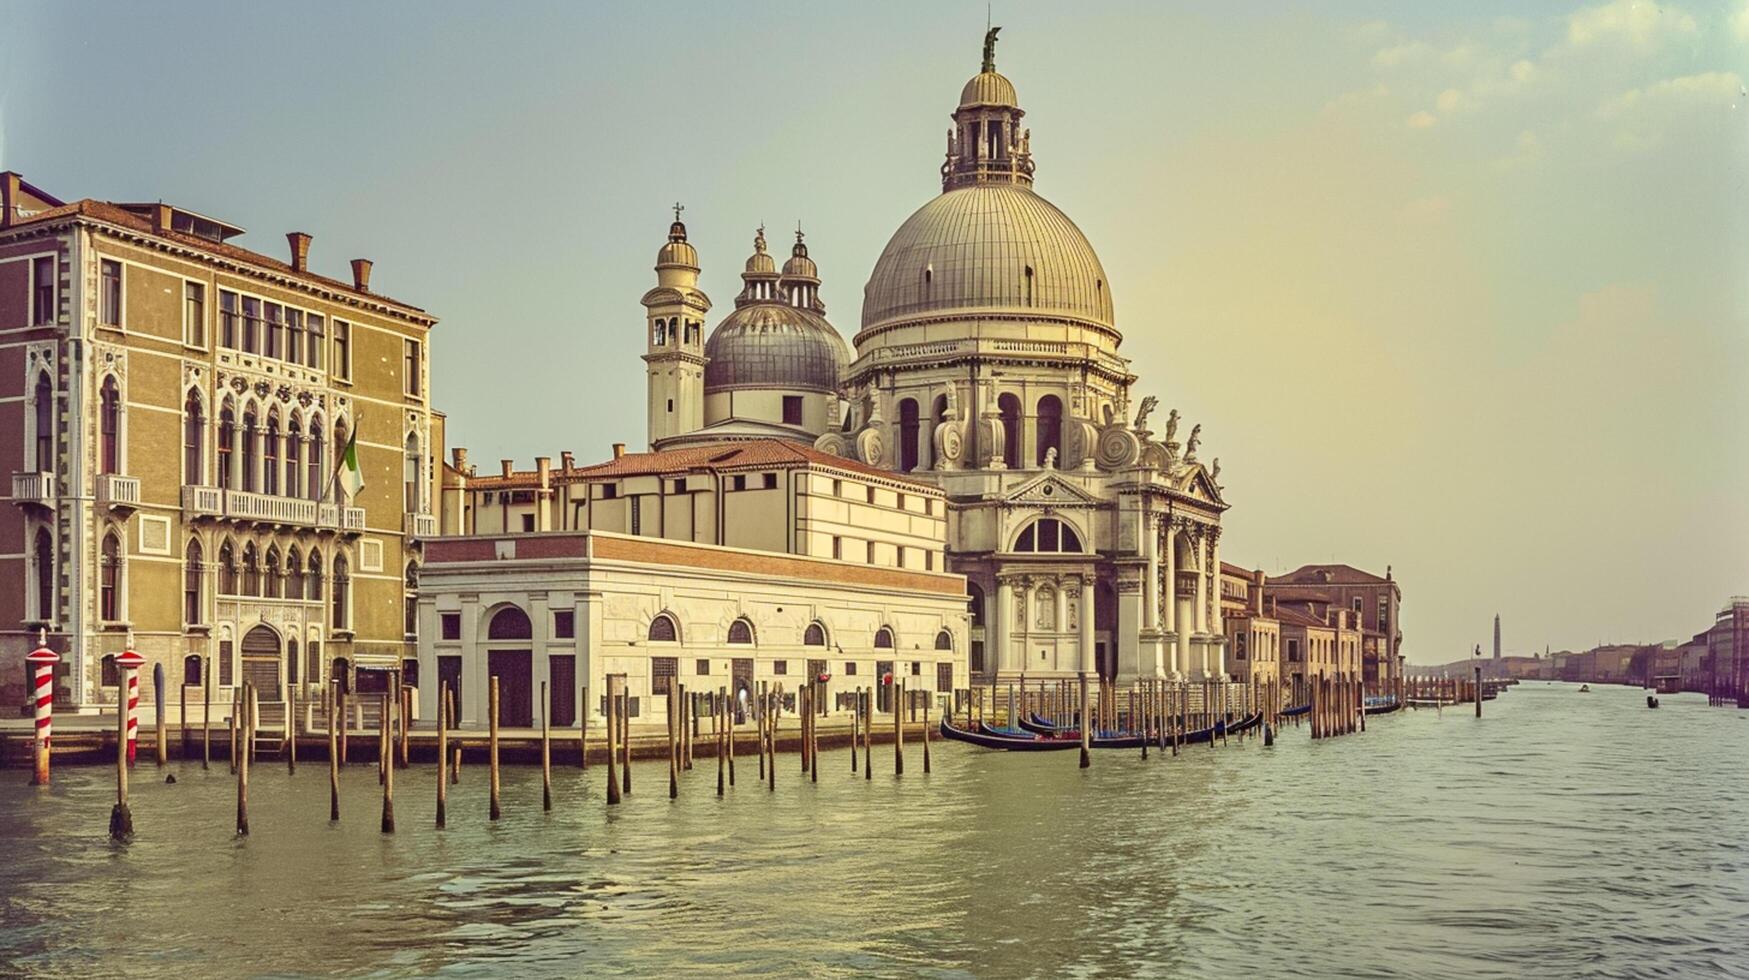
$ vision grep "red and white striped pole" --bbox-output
[27,630,60,786]
[117,638,146,768]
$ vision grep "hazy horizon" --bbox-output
[5,1,1744,662]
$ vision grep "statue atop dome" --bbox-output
[982,26,1001,73]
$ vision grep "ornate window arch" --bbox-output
[241,541,260,596]
[31,526,55,623]
[648,613,680,643]
[331,552,351,630]
[30,371,54,472]
[183,388,205,485]
[263,407,281,495]
[99,374,123,475]
[935,629,954,651]
[727,618,755,645]
[485,604,531,640]
[217,396,236,490]
[306,414,324,501]
[1011,516,1084,554]
[184,538,204,625]
[305,547,323,601]
[874,626,895,649]
[99,528,124,621]
[803,621,827,647]
[286,412,303,499]
[241,402,259,493]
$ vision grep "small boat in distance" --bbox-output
[1578,684,1591,693]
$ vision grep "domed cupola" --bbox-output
[655,218,698,273]
[780,226,824,312]
[736,226,781,305]
[942,27,1034,192]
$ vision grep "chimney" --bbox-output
[154,203,174,234]
[1252,569,1266,616]
[350,258,373,293]
[612,442,626,460]
[500,459,514,479]
[452,447,468,471]
[287,232,312,273]
[535,457,553,531]
[560,451,574,471]
[536,456,552,489]
[0,172,20,228]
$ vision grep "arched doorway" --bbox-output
[486,605,534,727]
[241,624,281,700]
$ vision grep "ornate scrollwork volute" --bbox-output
[1095,424,1141,471]
[1063,418,1100,471]
[932,388,965,470]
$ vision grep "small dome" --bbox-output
[782,231,818,280]
[657,220,698,270]
[960,71,1018,108]
[703,304,849,394]
[744,226,776,275]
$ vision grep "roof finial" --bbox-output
[795,220,804,243]
[672,201,685,223]
[982,24,1001,73]
[754,224,767,253]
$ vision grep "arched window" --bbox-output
[404,563,419,637]
[33,528,54,622]
[217,400,235,490]
[184,539,203,624]
[727,618,754,645]
[405,431,422,513]
[648,614,678,643]
[874,626,895,649]
[332,554,350,630]
[998,393,1021,469]
[100,531,121,621]
[101,653,118,688]
[803,622,827,646]
[935,629,953,651]
[1035,395,1062,467]
[33,374,53,471]
[306,549,323,601]
[898,398,920,472]
[286,416,303,499]
[1012,517,1084,554]
[241,542,260,596]
[487,605,531,640]
[99,376,121,474]
[263,412,280,495]
[183,654,202,686]
[218,540,236,595]
[183,390,204,485]
[263,545,282,598]
[286,546,304,599]
[307,418,324,501]
[241,406,258,493]
[967,581,986,628]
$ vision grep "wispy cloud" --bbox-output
[1564,0,1698,53]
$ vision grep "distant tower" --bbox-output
[1493,614,1502,660]
[642,205,712,448]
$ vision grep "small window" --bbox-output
[867,486,876,504]
[803,622,826,646]
[652,656,678,695]
[520,514,535,532]
[832,479,843,497]
[553,610,575,639]
[773,660,788,675]
[762,472,777,490]
[403,339,422,397]
[600,484,618,500]
[732,475,747,491]
[101,654,119,688]
[649,614,679,643]
[897,546,907,568]
[670,479,686,494]
[99,260,122,326]
[782,395,803,425]
[925,551,934,572]
[832,537,842,560]
[242,297,261,353]
[727,619,754,645]
[911,661,921,676]
[263,302,282,358]
[935,630,953,650]
[32,255,56,325]
[440,612,461,640]
[874,626,895,649]
[866,541,876,565]
[695,658,710,675]
[897,493,906,511]
[333,320,352,380]
[846,661,858,676]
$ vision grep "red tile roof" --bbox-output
[466,439,941,492]
[6,198,431,319]
[1272,563,1391,586]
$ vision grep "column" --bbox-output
[1143,514,1160,632]
[1209,530,1224,678]
[416,594,439,721]
[994,577,1013,677]
[1079,575,1095,675]
[459,593,481,728]
[573,591,592,728]
[1162,520,1177,635]
[1054,580,1068,640]
[529,591,550,727]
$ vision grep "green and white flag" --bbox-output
[334,424,365,501]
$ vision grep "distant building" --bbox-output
[1220,563,1279,690]
[1493,614,1501,660]
[1707,597,1749,696]
[1266,563,1402,690]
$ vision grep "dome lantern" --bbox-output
[943,27,1034,192]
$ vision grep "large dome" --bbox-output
[860,183,1114,333]
[704,304,850,394]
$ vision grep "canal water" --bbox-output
[2,681,1746,978]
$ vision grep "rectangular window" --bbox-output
[773,660,787,675]
[832,479,843,497]
[242,297,262,353]
[285,309,304,365]
[762,472,777,489]
[925,551,934,571]
[403,339,421,397]
[219,290,238,347]
[651,657,679,695]
[670,478,685,494]
[440,612,460,640]
[845,661,857,676]
[897,493,906,511]
[832,536,842,560]
[307,314,325,368]
[911,661,921,676]
[99,260,121,326]
[695,658,710,676]
[263,302,282,358]
[1288,639,1301,663]
[897,546,907,568]
[183,282,205,347]
[732,475,747,491]
[867,486,876,504]
[219,640,234,686]
[333,320,351,379]
[866,541,877,565]
[520,513,535,532]
[553,610,575,639]
[782,395,803,425]
[32,256,55,325]
[601,484,618,500]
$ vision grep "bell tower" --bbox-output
[642,204,711,448]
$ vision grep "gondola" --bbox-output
[939,715,1081,751]
[1363,696,1402,716]
[1279,702,1311,717]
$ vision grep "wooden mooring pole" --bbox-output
[436,680,448,829]
[327,681,339,822]
[380,691,395,833]
[542,681,554,812]
[607,675,622,805]
[488,675,502,821]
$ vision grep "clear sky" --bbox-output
[5,2,1746,662]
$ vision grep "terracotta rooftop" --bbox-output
[466,439,942,492]
[1272,563,1392,587]
[1274,605,1332,629]
[5,198,431,320]
[1220,561,1259,578]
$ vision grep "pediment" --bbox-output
[1175,465,1225,505]
[1002,472,1104,507]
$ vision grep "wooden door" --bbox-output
[488,650,533,727]
[548,655,575,727]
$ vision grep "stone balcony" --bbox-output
[95,473,142,515]
[184,485,365,534]
[10,471,54,510]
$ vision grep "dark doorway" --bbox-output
[732,657,754,722]
[438,655,462,721]
[240,625,281,700]
[876,660,895,712]
[898,398,920,472]
[549,654,576,727]
[488,650,534,727]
